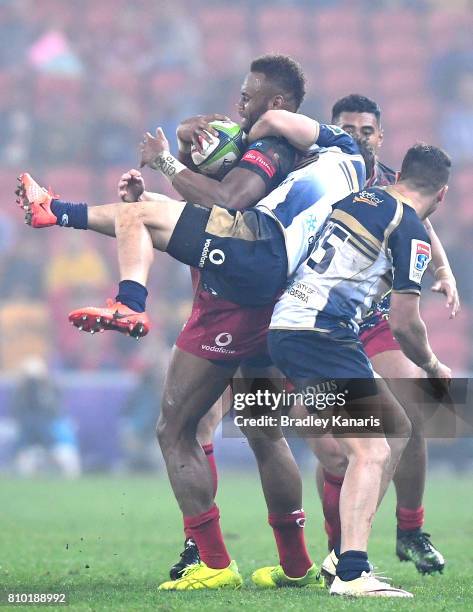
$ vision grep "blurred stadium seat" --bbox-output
[422,300,470,373]
[258,7,308,34]
[313,8,361,35]
[370,9,421,36]
[200,7,248,35]
[44,167,93,202]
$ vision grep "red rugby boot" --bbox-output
[16,173,58,228]
[68,299,150,339]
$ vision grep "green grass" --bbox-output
[0,472,472,611]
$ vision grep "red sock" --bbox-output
[323,470,344,551]
[396,506,424,531]
[202,443,218,498]
[183,504,231,569]
[268,510,313,578]
[183,444,218,540]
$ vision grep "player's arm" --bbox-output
[387,219,450,381]
[248,110,319,151]
[423,218,460,318]
[140,127,296,210]
[389,293,447,376]
[248,110,360,158]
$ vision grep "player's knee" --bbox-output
[347,439,391,470]
[156,413,170,448]
[326,451,348,476]
[157,394,200,450]
[117,202,138,221]
[371,440,392,469]
[245,433,280,457]
[156,408,181,450]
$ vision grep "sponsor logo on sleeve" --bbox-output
[241,150,275,178]
[409,239,431,283]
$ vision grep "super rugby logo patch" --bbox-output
[409,239,431,283]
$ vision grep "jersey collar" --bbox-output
[382,185,415,209]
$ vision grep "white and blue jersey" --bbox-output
[255,124,365,276]
[270,185,432,332]
[170,125,366,308]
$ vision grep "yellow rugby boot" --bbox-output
[251,563,324,588]
[158,560,242,591]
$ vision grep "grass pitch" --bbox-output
[1,470,472,611]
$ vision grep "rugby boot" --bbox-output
[68,299,150,339]
[16,173,58,228]
[158,560,242,590]
[396,529,445,574]
[169,538,201,580]
[251,563,325,588]
[321,549,338,587]
[330,571,413,598]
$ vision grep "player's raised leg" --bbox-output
[68,197,185,337]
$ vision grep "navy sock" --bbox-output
[333,543,340,557]
[116,280,148,312]
[336,550,370,582]
[51,199,88,229]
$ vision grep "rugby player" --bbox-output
[18,57,370,589]
[264,143,452,597]
[312,95,459,576]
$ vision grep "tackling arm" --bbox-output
[140,126,296,211]
[248,110,319,151]
[171,166,268,210]
[140,127,270,210]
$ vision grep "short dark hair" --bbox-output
[399,143,451,194]
[331,94,381,124]
[250,54,306,110]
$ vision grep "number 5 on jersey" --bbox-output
[308,223,350,274]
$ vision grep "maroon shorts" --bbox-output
[359,319,401,359]
[176,287,273,364]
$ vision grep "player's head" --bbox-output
[398,143,451,216]
[238,54,306,132]
[331,94,383,152]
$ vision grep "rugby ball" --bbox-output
[191,120,246,178]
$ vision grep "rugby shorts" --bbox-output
[166,202,287,307]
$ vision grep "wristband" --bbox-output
[149,152,186,183]
[434,265,453,280]
[422,354,439,373]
